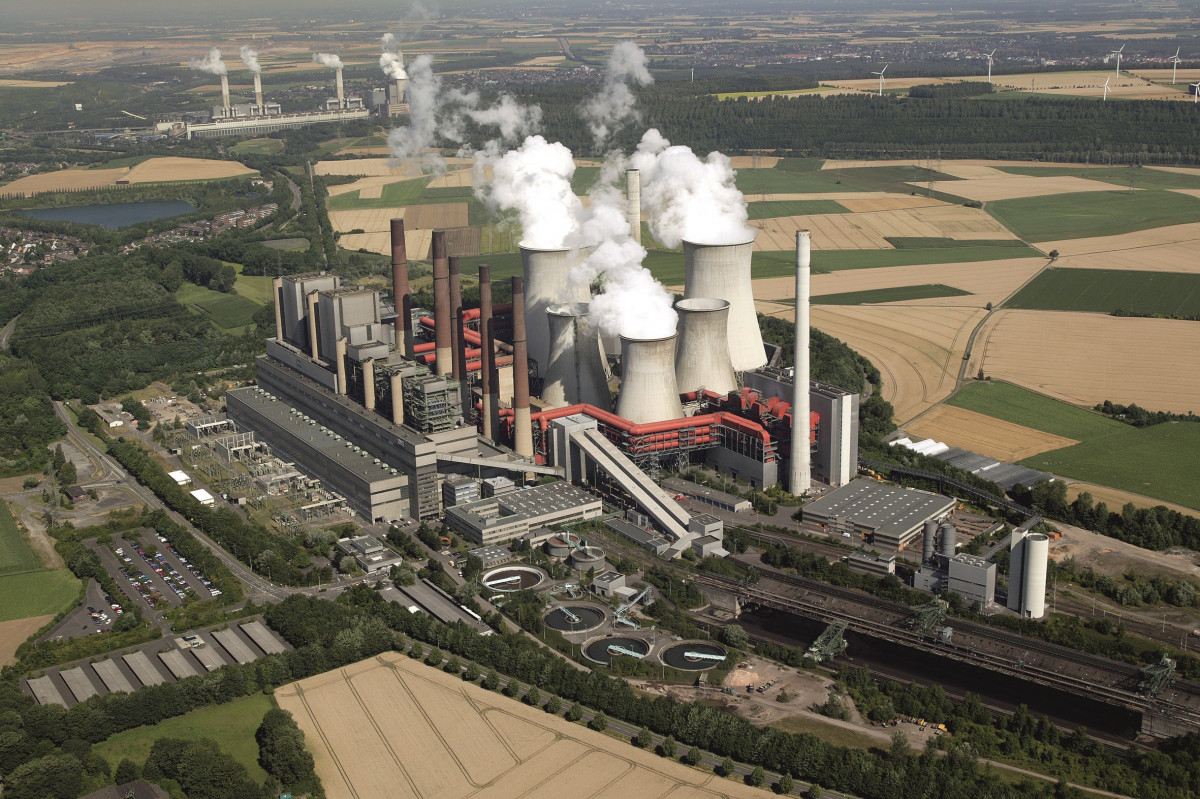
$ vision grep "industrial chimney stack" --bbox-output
[615,334,685,424]
[335,67,345,108]
[220,74,231,116]
[253,72,263,114]
[390,219,413,357]
[626,169,641,244]
[789,230,812,496]
[449,256,463,380]
[432,231,451,376]
[478,264,496,440]
[542,304,610,409]
[674,298,737,396]
[683,235,767,372]
[511,276,534,458]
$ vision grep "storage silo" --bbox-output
[542,304,610,409]
[1021,533,1049,619]
[1007,529,1027,613]
[615,334,685,424]
[940,523,957,557]
[682,235,767,372]
[674,298,737,396]
[520,243,589,379]
[922,519,938,565]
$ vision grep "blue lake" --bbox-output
[18,200,197,229]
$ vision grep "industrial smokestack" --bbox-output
[363,358,376,412]
[335,337,348,395]
[456,306,470,411]
[615,334,685,424]
[220,74,231,114]
[272,277,284,341]
[512,276,534,458]
[519,244,589,380]
[543,304,610,409]
[390,218,413,357]
[940,523,957,557]
[390,372,404,425]
[626,168,641,244]
[449,256,463,380]
[789,230,812,496]
[432,231,451,376]
[253,72,263,113]
[683,235,766,372]
[674,298,736,396]
[478,264,495,439]
[306,292,320,359]
[336,67,344,107]
[922,519,937,566]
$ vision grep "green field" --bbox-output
[261,238,309,252]
[0,502,41,575]
[570,166,601,194]
[228,138,285,156]
[0,569,81,622]
[735,168,865,195]
[986,189,1200,242]
[997,165,1200,191]
[949,381,1200,509]
[746,199,849,219]
[326,177,431,210]
[814,284,972,305]
[177,283,262,330]
[1007,268,1200,316]
[885,237,1028,250]
[93,692,275,783]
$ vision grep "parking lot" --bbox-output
[101,529,222,609]
[39,579,126,642]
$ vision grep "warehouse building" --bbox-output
[336,535,403,574]
[443,482,603,545]
[947,553,997,608]
[801,478,956,551]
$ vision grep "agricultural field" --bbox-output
[228,138,286,156]
[905,404,1080,462]
[177,282,263,331]
[813,284,971,305]
[746,199,848,219]
[277,652,770,799]
[0,570,81,623]
[326,178,431,211]
[1007,268,1200,316]
[0,501,42,575]
[0,616,52,667]
[753,203,1015,251]
[0,157,256,196]
[1038,222,1200,273]
[923,174,1124,203]
[93,693,275,784]
[986,189,1200,242]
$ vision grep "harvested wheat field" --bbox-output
[823,158,1108,173]
[1146,165,1200,177]
[754,213,890,250]
[124,157,257,183]
[825,76,951,92]
[1129,68,1200,83]
[763,205,1013,248]
[327,174,426,197]
[1038,221,1200,263]
[905,405,1079,462]
[763,305,983,423]
[0,616,51,668]
[975,310,1200,412]
[276,652,769,799]
[1049,235,1200,274]
[316,158,421,178]
[837,195,947,212]
[916,175,1118,203]
[404,202,469,229]
[339,228,432,260]
[0,79,73,88]
[1,167,131,195]
[728,155,780,168]
[328,208,403,234]
[427,168,477,189]
[1067,482,1199,517]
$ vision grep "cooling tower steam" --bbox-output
[444,91,542,143]
[381,32,397,51]
[313,52,344,70]
[630,128,751,248]
[189,48,227,76]
[239,46,261,74]
[477,135,582,249]
[386,54,439,168]
[582,41,653,150]
[380,51,408,80]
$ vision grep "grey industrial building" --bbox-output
[336,535,403,574]
[443,482,603,545]
[846,551,897,577]
[802,478,956,551]
[661,478,751,513]
[947,554,997,608]
[606,518,670,556]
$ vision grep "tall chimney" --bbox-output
[272,277,284,341]
[390,218,413,357]
[674,298,737,396]
[449,256,463,380]
[543,304,610,409]
[432,231,452,376]
[789,230,812,496]
[220,74,230,115]
[683,234,766,372]
[626,169,642,244]
[519,243,589,379]
[615,335,685,424]
[390,372,404,425]
[478,264,495,440]
[335,337,348,395]
[254,72,263,113]
[306,291,320,359]
[456,306,470,412]
[363,358,376,412]
[512,276,533,458]
[335,67,344,107]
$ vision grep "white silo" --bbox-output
[615,334,685,424]
[1021,533,1050,619]
[520,243,589,378]
[542,304,610,409]
[683,234,767,372]
[674,298,737,396]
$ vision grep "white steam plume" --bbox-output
[446,90,542,143]
[189,47,227,76]
[239,46,261,74]
[476,135,582,249]
[380,51,408,80]
[381,32,397,51]
[386,54,440,169]
[629,128,751,248]
[313,52,344,70]
[581,41,653,150]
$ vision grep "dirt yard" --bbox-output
[974,310,1200,412]
[1050,522,1200,581]
[0,616,52,667]
[905,404,1079,461]
[277,652,774,799]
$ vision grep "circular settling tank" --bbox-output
[543,604,606,633]
[660,642,728,671]
[568,545,606,571]
[583,636,651,666]
[482,565,544,592]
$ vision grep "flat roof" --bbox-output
[661,478,748,508]
[606,518,669,550]
[469,545,511,562]
[189,488,215,503]
[167,470,190,483]
[802,478,955,543]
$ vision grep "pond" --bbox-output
[18,200,197,229]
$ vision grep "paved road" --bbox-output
[0,314,17,350]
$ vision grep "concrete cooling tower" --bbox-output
[615,334,685,424]
[542,304,610,409]
[682,235,767,372]
[520,243,589,378]
[674,298,736,396]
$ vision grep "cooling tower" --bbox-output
[1021,533,1049,619]
[616,334,685,424]
[220,74,230,114]
[674,298,736,396]
[542,304,610,409]
[432,231,451,376]
[512,276,534,458]
[940,523,957,557]
[790,230,812,496]
[253,72,263,113]
[626,169,641,244]
[683,234,766,372]
[520,243,589,379]
[921,519,937,565]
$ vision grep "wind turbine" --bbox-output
[872,63,889,96]
[986,49,996,84]
[1112,43,1125,76]
[1102,75,1111,101]
[1171,47,1182,84]
[1191,81,1200,103]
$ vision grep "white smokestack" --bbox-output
[674,298,737,396]
[220,75,230,114]
[336,67,344,106]
[616,334,685,424]
[790,230,812,496]
[542,304,610,409]
[626,168,641,244]
[253,73,263,113]
[683,236,766,372]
